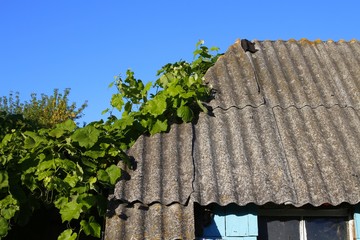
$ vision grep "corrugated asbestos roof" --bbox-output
[105,39,360,239]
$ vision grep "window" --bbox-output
[195,204,355,240]
[258,208,352,240]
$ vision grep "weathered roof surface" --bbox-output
[192,105,360,207]
[114,123,194,205]
[105,201,195,240]
[105,39,360,239]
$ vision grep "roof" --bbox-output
[105,39,360,239]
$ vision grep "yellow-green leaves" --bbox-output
[107,41,220,138]
[60,200,82,222]
[110,93,124,111]
[58,229,77,240]
[143,94,167,117]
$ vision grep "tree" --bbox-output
[0,88,87,130]
[0,41,221,239]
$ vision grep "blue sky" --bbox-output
[1,1,359,124]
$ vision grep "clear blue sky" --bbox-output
[1,1,359,124]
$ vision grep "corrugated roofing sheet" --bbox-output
[105,201,195,240]
[193,105,360,207]
[105,39,360,239]
[114,123,194,205]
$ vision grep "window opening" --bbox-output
[258,207,351,240]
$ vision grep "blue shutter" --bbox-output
[202,205,258,239]
[355,205,360,240]
[226,205,258,238]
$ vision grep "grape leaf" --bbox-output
[176,105,193,122]
[0,217,9,237]
[71,126,100,149]
[105,165,121,185]
[58,229,77,240]
[59,200,82,222]
[80,218,101,238]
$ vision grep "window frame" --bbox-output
[258,208,354,240]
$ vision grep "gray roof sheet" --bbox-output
[105,202,195,240]
[106,39,360,239]
[114,123,194,205]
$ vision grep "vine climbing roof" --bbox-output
[105,38,360,240]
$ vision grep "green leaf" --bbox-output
[38,160,55,171]
[150,119,168,135]
[83,150,105,159]
[1,205,19,220]
[197,99,208,113]
[0,170,9,189]
[143,95,167,117]
[167,85,184,97]
[110,93,124,111]
[105,165,121,185]
[96,169,110,183]
[0,195,19,220]
[23,131,43,149]
[196,39,205,48]
[49,128,64,138]
[108,81,114,88]
[142,81,152,96]
[0,217,9,237]
[59,200,82,222]
[54,196,68,209]
[23,135,36,149]
[60,119,77,131]
[48,120,76,138]
[58,229,78,240]
[81,158,98,170]
[176,105,193,122]
[77,194,97,211]
[80,217,101,238]
[71,125,100,149]
[101,108,110,115]
[63,174,79,188]
[1,134,12,146]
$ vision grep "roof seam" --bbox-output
[184,123,197,207]
[212,101,266,112]
[272,103,359,111]
[270,106,299,205]
[244,50,261,93]
[211,102,359,113]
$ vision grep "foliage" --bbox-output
[0,89,87,129]
[0,41,221,239]
[107,40,220,137]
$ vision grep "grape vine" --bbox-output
[0,41,221,239]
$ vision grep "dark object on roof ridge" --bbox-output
[241,39,258,53]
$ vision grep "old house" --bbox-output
[105,39,360,239]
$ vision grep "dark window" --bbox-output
[305,217,348,240]
[258,216,348,240]
[258,216,300,240]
